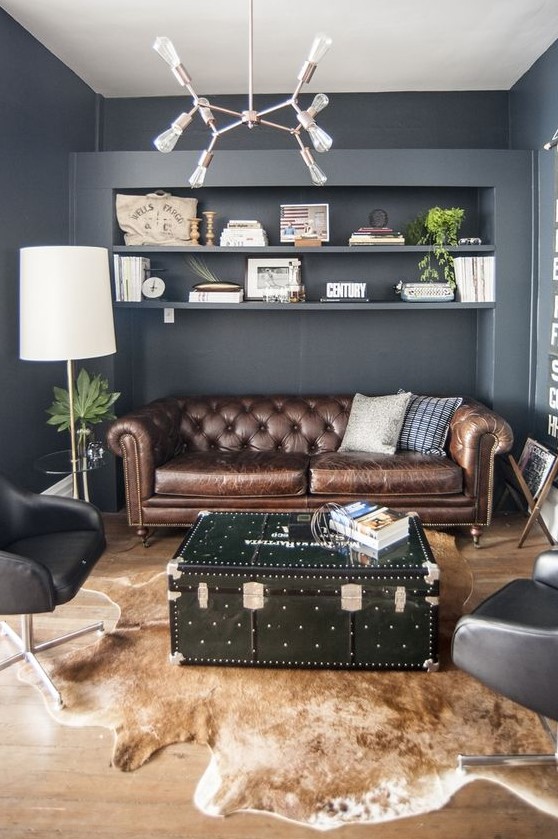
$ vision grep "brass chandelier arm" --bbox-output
[257,118,296,134]
[256,98,296,118]
[201,103,245,120]
[214,118,245,136]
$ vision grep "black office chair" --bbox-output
[0,473,106,707]
[452,546,558,768]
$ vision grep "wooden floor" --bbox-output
[1,511,557,839]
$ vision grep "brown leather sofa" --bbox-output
[106,394,513,545]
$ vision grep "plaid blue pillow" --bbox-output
[398,394,463,456]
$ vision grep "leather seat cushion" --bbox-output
[155,451,309,498]
[7,530,107,606]
[309,451,463,496]
[452,579,558,720]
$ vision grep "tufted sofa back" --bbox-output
[176,395,352,455]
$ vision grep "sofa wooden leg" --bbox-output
[137,527,151,547]
[471,526,482,548]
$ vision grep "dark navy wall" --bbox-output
[510,39,558,444]
[0,9,97,490]
[102,91,509,151]
[2,1,556,508]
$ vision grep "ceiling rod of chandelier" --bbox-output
[152,0,333,188]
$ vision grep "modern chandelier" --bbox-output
[152,0,333,187]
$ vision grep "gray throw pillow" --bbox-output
[339,392,413,454]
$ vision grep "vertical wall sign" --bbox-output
[548,153,558,443]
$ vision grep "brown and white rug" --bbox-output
[23,532,558,830]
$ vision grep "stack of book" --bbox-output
[329,500,410,556]
[188,286,244,303]
[453,255,495,302]
[348,227,405,246]
[220,220,268,247]
[113,255,151,302]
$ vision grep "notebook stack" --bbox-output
[220,220,268,247]
[329,500,410,556]
[348,227,405,246]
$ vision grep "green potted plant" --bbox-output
[405,206,465,289]
[46,368,120,454]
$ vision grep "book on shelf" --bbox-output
[220,219,269,246]
[352,227,395,234]
[188,289,244,303]
[320,297,371,303]
[453,255,495,302]
[349,233,405,245]
[113,255,150,302]
[329,501,410,550]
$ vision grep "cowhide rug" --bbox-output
[21,531,558,830]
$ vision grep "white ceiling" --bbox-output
[2,0,558,98]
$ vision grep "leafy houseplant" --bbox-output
[46,368,120,453]
[406,207,465,289]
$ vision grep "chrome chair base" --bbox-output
[458,717,558,770]
[0,614,104,707]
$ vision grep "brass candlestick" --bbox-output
[202,210,217,247]
[189,217,201,246]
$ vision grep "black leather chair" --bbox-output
[452,547,558,768]
[0,473,106,707]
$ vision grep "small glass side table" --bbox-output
[34,448,107,501]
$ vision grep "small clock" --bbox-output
[142,276,166,299]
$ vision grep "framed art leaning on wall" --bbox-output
[280,204,329,243]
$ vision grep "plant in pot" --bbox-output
[46,368,120,458]
[404,206,465,289]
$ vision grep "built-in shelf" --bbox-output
[114,300,495,311]
[113,245,495,255]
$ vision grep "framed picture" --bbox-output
[516,437,558,499]
[245,258,302,300]
[280,203,329,243]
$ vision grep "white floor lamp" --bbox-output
[19,246,117,499]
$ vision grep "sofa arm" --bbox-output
[106,397,183,525]
[448,399,514,518]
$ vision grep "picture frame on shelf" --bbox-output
[280,203,329,243]
[245,258,302,301]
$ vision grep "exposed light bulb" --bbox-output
[544,129,558,150]
[298,34,332,84]
[300,148,327,186]
[307,33,332,64]
[307,124,332,153]
[153,36,181,68]
[153,35,192,86]
[296,111,332,153]
[189,166,207,188]
[153,112,194,152]
[154,126,181,153]
[308,93,329,118]
[307,162,327,186]
[189,150,214,188]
